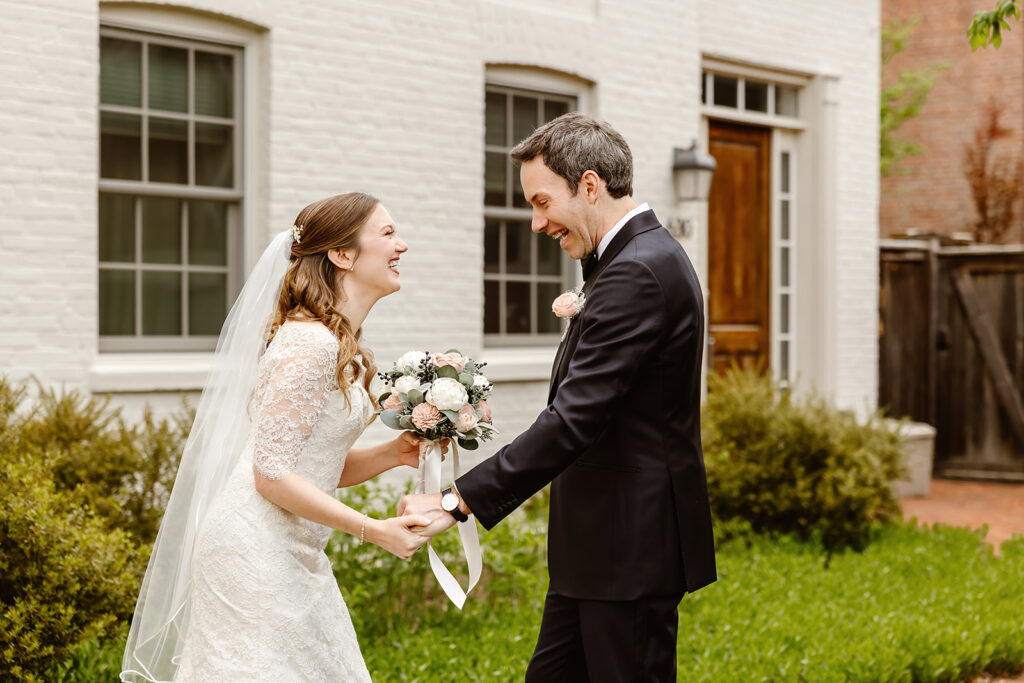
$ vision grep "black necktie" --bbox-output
[582,253,598,281]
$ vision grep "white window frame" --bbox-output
[92,6,265,392]
[772,132,798,388]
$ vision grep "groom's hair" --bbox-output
[510,112,633,199]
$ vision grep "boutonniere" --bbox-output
[552,289,586,341]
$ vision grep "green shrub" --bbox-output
[0,452,145,681]
[1,376,189,544]
[702,368,906,555]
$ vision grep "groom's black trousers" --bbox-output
[524,591,683,682]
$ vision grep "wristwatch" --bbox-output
[441,487,468,523]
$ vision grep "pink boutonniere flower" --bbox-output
[552,289,586,319]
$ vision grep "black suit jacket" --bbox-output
[457,210,717,600]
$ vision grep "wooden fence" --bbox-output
[879,239,1024,480]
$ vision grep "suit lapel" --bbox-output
[546,209,662,401]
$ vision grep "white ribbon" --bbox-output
[416,439,482,610]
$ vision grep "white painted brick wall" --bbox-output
[0,0,879,441]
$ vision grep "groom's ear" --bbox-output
[579,170,603,204]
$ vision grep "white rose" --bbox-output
[395,351,428,373]
[426,377,469,412]
[393,375,420,395]
[472,373,492,399]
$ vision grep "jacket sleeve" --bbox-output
[456,257,666,528]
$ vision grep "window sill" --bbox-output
[90,353,214,393]
[479,346,558,383]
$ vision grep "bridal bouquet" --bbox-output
[375,350,496,450]
[374,350,492,609]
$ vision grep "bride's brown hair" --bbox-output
[267,192,380,407]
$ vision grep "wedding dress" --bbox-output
[173,320,373,682]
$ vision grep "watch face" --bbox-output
[441,492,459,512]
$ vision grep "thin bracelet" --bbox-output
[359,513,368,545]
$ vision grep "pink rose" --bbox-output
[431,352,467,373]
[552,291,582,318]
[475,399,492,424]
[381,394,403,410]
[410,402,443,431]
[456,403,479,433]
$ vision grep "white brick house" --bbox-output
[0,0,881,463]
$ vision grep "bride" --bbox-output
[122,192,436,682]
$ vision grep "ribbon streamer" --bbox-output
[416,439,482,609]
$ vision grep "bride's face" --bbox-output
[347,203,408,297]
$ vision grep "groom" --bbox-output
[400,113,716,680]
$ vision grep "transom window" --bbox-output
[702,70,799,118]
[98,27,242,352]
[484,85,575,345]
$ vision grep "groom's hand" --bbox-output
[398,493,456,537]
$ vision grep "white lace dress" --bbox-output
[175,321,374,682]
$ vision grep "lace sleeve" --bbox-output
[253,341,336,480]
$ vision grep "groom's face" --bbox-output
[520,157,595,260]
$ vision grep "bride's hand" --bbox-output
[366,514,431,560]
[394,432,450,469]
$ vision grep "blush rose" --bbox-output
[411,402,443,431]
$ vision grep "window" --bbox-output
[98,27,242,352]
[484,85,575,345]
[775,148,796,386]
[702,70,800,119]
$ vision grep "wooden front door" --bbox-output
[707,121,771,374]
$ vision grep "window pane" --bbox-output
[512,95,538,142]
[506,281,530,334]
[142,197,182,264]
[537,281,562,334]
[188,272,227,335]
[99,193,135,262]
[195,51,233,118]
[779,339,790,380]
[149,117,188,184]
[484,280,500,334]
[195,123,234,187]
[485,91,506,147]
[188,200,228,266]
[484,219,500,274]
[781,199,790,240]
[776,85,798,117]
[99,269,135,335]
[505,221,531,274]
[780,293,790,334]
[781,152,791,194]
[148,44,188,113]
[484,152,506,206]
[142,270,182,335]
[781,246,790,287]
[537,230,561,276]
[100,112,141,180]
[745,80,768,112]
[701,71,707,104]
[713,75,737,108]
[512,160,529,209]
[100,38,141,107]
[543,99,568,123]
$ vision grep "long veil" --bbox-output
[121,230,293,682]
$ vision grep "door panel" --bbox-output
[708,121,771,375]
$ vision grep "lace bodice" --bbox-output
[249,321,373,492]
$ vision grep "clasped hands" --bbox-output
[393,433,462,539]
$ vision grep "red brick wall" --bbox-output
[881,0,1024,242]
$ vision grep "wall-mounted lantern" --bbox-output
[668,140,717,239]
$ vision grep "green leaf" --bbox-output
[379,409,403,430]
[436,365,459,380]
[441,410,460,423]
[378,392,391,404]
[457,438,479,450]
[444,348,461,355]
[459,373,474,388]
[398,415,414,430]
[406,389,424,406]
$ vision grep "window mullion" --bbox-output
[134,196,142,338]
[141,40,149,183]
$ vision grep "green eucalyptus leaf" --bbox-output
[406,389,424,406]
[436,365,459,380]
[398,415,415,430]
[457,438,479,450]
[459,373,474,387]
[379,409,403,430]
[378,391,392,404]
[441,410,460,423]
[459,428,479,440]
[444,348,461,355]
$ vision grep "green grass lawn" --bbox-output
[58,522,1024,682]
[357,524,1024,682]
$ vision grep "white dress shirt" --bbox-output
[596,202,650,259]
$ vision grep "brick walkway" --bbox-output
[900,478,1024,552]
